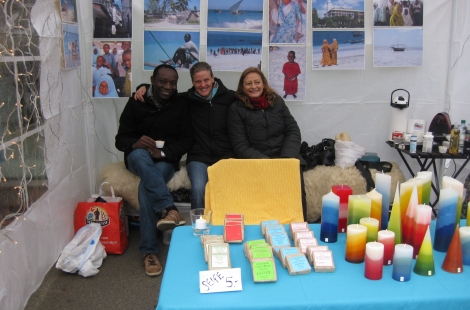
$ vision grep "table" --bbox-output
[386,141,470,214]
[156,222,470,310]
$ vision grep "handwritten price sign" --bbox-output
[199,268,243,294]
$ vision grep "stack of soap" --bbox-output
[279,247,303,268]
[285,253,312,275]
[224,213,244,243]
[293,230,318,254]
[201,235,224,263]
[244,239,277,282]
[289,222,310,240]
[207,242,231,270]
[307,245,335,272]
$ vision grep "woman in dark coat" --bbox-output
[228,67,307,220]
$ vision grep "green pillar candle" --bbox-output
[347,195,371,227]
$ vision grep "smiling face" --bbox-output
[99,81,109,95]
[150,67,178,102]
[192,70,214,98]
[243,72,264,98]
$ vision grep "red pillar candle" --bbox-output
[378,230,395,265]
[332,185,353,233]
[364,242,384,280]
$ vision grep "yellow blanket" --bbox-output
[205,158,304,225]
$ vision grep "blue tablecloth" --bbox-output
[157,221,470,310]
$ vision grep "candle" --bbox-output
[416,171,432,205]
[375,173,391,230]
[378,230,395,265]
[364,242,384,280]
[402,183,418,246]
[388,183,402,244]
[320,191,340,243]
[392,244,413,282]
[345,224,367,263]
[413,226,435,276]
[467,202,470,226]
[441,225,463,273]
[366,189,383,230]
[332,185,352,233]
[434,187,458,252]
[413,178,423,205]
[347,195,371,226]
[399,180,415,223]
[195,218,207,229]
[360,217,379,243]
[442,176,464,225]
[459,226,470,266]
[412,205,432,258]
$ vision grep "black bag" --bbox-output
[300,139,336,171]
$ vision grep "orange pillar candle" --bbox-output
[345,224,367,264]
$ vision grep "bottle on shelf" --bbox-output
[449,124,460,154]
[410,135,417,153]
[464,129,470,155]
[459,120,467,153]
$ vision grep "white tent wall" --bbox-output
[1,0,469,309]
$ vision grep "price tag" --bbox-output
[199,268,243,294]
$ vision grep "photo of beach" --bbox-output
[207,31,262,72]
[207,0,262,30]
[269,0,307,44]
[62,23,81,70]
[269,46,306,101]
[373,28,423,67]
[312,31,365,70]
[144,30,200,71]
[60,0,77,24]
[144,0,200,29]
[312,0,364,28]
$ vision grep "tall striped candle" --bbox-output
[375,172,391,230]
[402,183,418,246]
[388,183,402,244]
[345,224,367,263]
[413,178,423,205]
[416,171,432,205]
[360,217,379,243]
[412,205,432,258]
[442,176,464,225]
[366,189,383,230]
[347,195,371,226]
[413,226,435,276]
[434,187,458,252]
[332,185,353,233]
[364,242,384,280]
[378,230,395,265]
[399,180,414,223]
[459,226,470,266]
[320,191,340,243]
[392,244,413,282]
[466,202,470,227]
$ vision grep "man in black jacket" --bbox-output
[135,62,236,210]
[115,64,192,276]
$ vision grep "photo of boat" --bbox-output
[350,39,363,44]
[353,31,363,37]
[230,0,244,14]
[390,40,406,51]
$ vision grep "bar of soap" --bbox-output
[268,232,291,247]
[280,247,302,268]
[286,253,312,275]
[306,245,329,265]
[260,220,280,235]
[251,258,277,282]
[313,250,335,272]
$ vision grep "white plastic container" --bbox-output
[422,132,434,153]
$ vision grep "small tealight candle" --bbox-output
[360,217,379,243]
[392,244,413,282]
[378,230,395,265]
[195,218,207,229]
[364,242,384,280]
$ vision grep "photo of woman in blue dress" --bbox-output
[270,0,306,44]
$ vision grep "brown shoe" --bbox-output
[157,209,186,231]
[143,254,162,276]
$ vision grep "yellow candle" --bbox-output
[416,171,432,205]
[360,217,379,242]
[400,180,414,223]
[388,182,402,244]
[366,189,383,229]
[345,224,367,263]
[347,195,371,226]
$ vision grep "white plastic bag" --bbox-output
[334,140,366,169]
[56,223,107,277]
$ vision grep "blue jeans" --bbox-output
[187,161,209,209]
[127,149,175,254]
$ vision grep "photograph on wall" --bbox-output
[93,0,132,39]
[373,0,423,27]
[373,28,423,67]
[62,23,81,70]
[144,0,200,29]
[144,30,200,71]
[207,31,262,72]
[60,0,77,24]
[269,0,307,44]
[92,40,132,98]
[312,0,364,28]
[207,0,263,30]
[268,46,306,101]
[312,30,365,70]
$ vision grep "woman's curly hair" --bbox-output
[236,67,279,109]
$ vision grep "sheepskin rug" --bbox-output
[99,161,191,211]
[303,162,405,223]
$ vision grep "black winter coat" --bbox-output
[115,94,193,171]
[228,96,306,165]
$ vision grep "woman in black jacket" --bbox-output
[228,67,307,220]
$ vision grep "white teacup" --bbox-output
[156,140,165,148]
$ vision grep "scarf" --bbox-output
[147,85,170,111]
[249,93,268,110]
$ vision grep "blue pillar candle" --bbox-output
[434,187,458,252]
[320,191,340,243]
[459,226,470,266]
[375,172,391,230]
[392,244,413,282]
